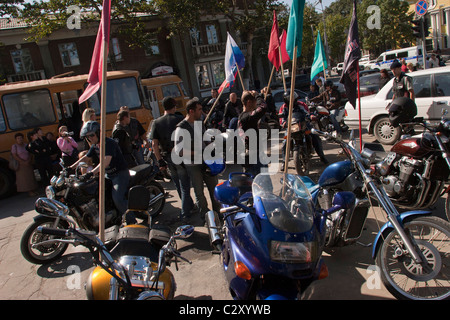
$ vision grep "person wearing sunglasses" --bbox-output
[72,120,134,224]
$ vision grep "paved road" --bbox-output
[0,130,447,300]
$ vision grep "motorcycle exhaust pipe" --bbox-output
[205,210,223,252]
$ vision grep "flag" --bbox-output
[220,32,245,92]
[340,0,361,109]
[268,10,281,70]
[79,0,112,104]
[310,31,328,81]
[286,0,306,59]
[279,30,290,65]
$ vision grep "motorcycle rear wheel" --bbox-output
[376,216,450,300]
[145,181,166,217]
[20,217,69,264]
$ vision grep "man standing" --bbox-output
[223,92,243,129]
[311,80,342,135]
[112,109,137,168]
[174,98,220,220]
[119,106,147,165]
[238,91,267,176]
[390,60,415,100]
[150,97,194,221]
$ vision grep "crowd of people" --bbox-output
[9,80,344,224]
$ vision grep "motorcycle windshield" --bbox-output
[252,173,315,233]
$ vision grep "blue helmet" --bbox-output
[204,159,226,176]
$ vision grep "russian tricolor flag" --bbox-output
[218,32,245,93]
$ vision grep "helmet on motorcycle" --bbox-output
[388,97,417,128]
[204,159,226,176]
[80,120,100,139]
[283,91,299,105]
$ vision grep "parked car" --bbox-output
[285,74,311,91]
[344,66,450,144]
[332,63,344,75]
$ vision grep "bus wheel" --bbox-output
[0,167,15,199]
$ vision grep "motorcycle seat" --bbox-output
[128,164,154,186]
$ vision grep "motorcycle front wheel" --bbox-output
[376,216,450,300]
[20,217,69,264]
[293,147,309,176]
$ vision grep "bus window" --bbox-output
[87,77,141,114]
[2,90,56,130]
[0,109,5,132]
[162,84,182,98]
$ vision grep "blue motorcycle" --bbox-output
[205,172,354,300]
[304,129,450,300]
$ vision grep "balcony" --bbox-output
[7,70,46,83]
[191,42,248,60]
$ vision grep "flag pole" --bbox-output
[284,46,297,174]
[357,62,362,151]
[265,66,276,99]
[236,62,245,91]
[98,36,108,242]
[278,48,287,92]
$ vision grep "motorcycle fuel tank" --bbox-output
[318,160,353,188]
[391,137,432,158]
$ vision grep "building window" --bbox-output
[206,24,219,44]
[195,64,211,89]
[145,40,160,56]
[58,42,80,67]
[190,28,203,46]
[10,48,34,74]
[111,38,123,61]
[211,61,225,87]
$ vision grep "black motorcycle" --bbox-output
[20,160,165,264]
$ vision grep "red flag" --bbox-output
[267,10,281,70]
[79,0,112,104]
[279,30,290,65]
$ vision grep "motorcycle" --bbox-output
[20,160,166,264]
[33,185,194,300]
[368,117,450,222]
[306,128,450,300]
[307,99,348,134]
[284,111,314,175]
[205,172,354,300]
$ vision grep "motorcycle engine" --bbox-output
[382,157,423,197]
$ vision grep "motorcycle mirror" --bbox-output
[174,225,195,239]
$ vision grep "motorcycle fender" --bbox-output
[371,210,431,259]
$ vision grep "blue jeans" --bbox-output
[166,159,194,219]
[107,169,131,223]
[330,109,342,134]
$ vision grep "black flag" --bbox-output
[340,0,361,109]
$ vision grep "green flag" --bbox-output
[286,0,306,59]
[310,31,328,81]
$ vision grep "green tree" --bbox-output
[17,0,158,49]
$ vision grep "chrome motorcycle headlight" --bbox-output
[45,186,56,199]
[269,240,319,264]
[55,177,65,188]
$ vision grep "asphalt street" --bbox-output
[0,130,448,301]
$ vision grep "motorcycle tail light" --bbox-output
[345,109,348,117]
[234,261,252,280]
[319,263,329,280]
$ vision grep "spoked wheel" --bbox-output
[20,217,69,264]
[376,216,450,300]
[293,147,309,176]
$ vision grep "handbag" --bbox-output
[9,152,19,171]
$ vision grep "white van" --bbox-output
[367,46,423,70]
